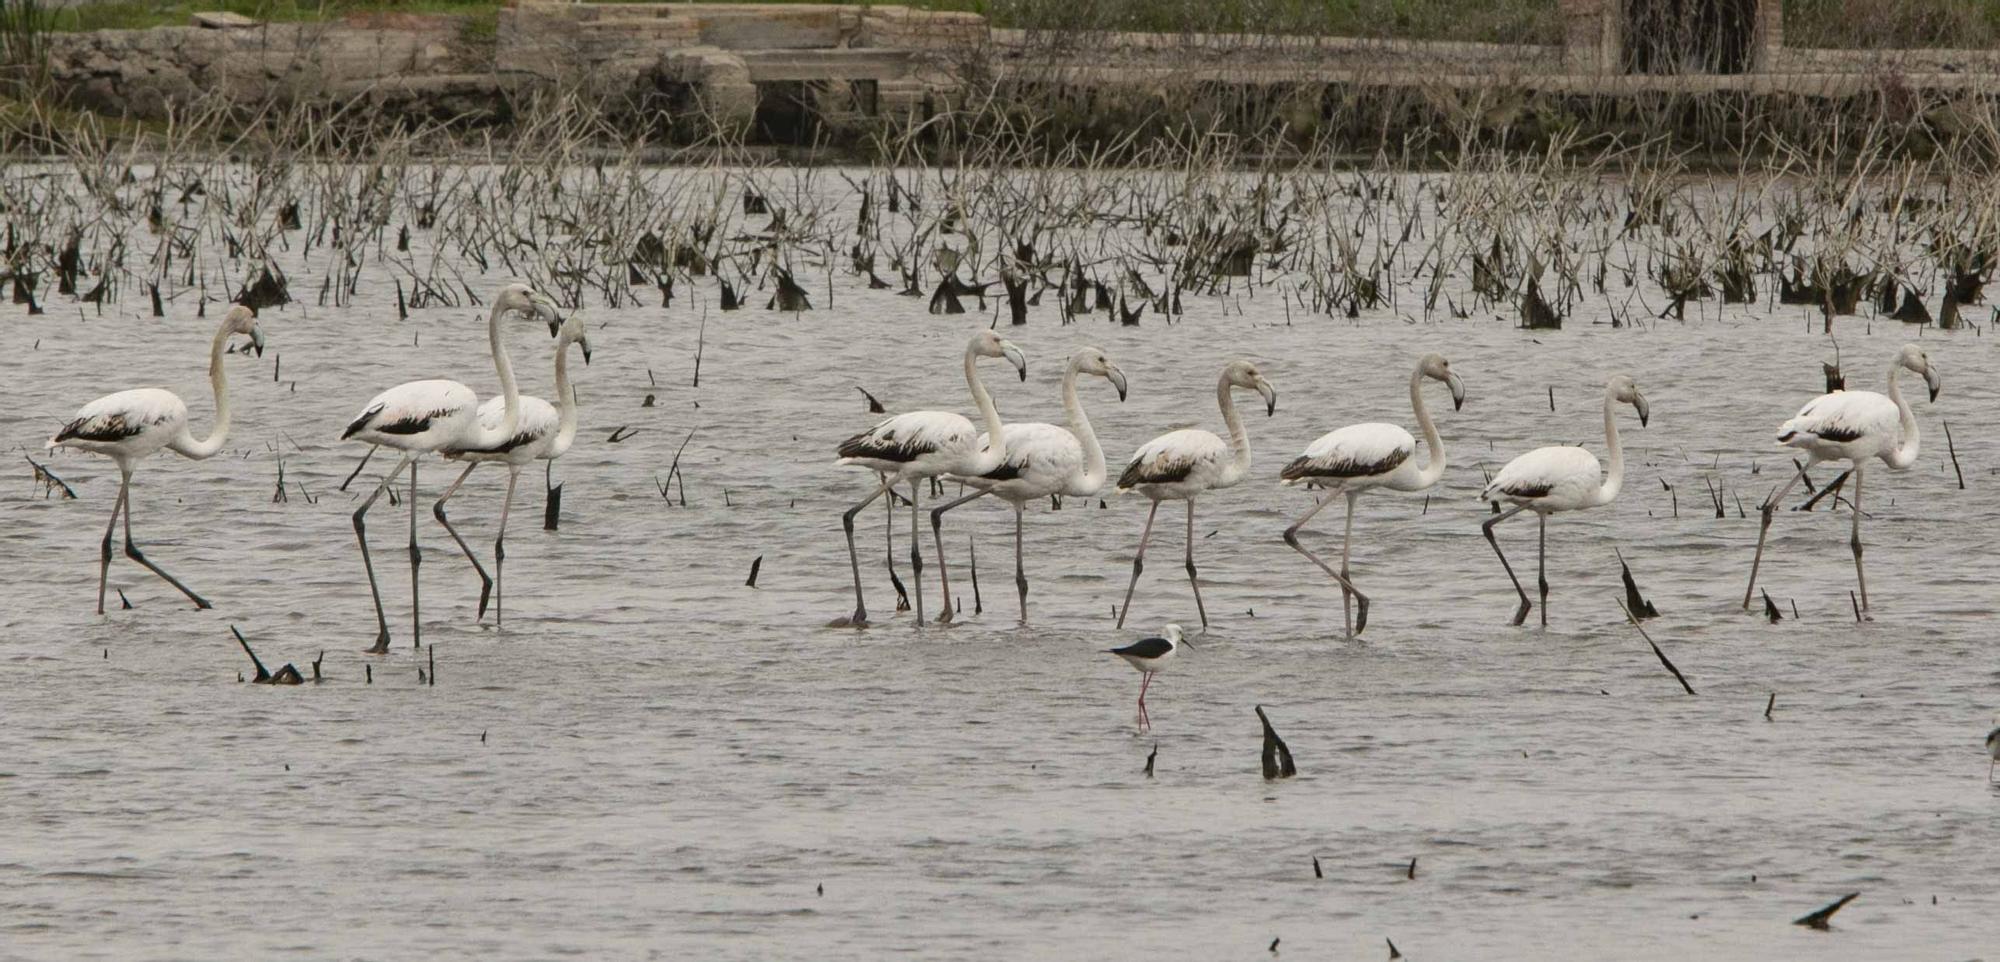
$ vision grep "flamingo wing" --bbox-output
[343,379,475,440]
[1119,429,1225,489]
[837,410,975,465]
[1483,446,1600,503]
[975,423,1082,485]
[449,395,560,455]
[53,388,186,446]
[1281,423,1414,483]
[1778,390,1896,446]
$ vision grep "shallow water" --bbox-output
[3,167,1999,960]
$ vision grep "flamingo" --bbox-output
[1280,353,1464,636]
[929,347,1129,622]
[49,304,266,613]
[340,282,560,653]
[1742,343,1939,617]
[1480,374,1648,626]
[833,329,1026,628]
[432,314,593,625]
[1114,359,1277,630]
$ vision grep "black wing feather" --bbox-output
[1280,447,1408,481]
[1109,637,1173,659]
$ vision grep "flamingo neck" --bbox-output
[486,299,522,444]
[1883,358,1920,468]
[549,334,581,459]
[1410,366,1445,488]
[1217,370,1251,483]
[1597,384,1624,506]
[1063,357,1105,494]
[172,319,236,459]
[967,342,1006,467]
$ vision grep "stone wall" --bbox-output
[47,19,469,119]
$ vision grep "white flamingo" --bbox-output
[1743,343,1939,616]
[49,304,266,613]
[1114,359,1276,630]
[834,329,1026,628]
[433,314,593,625]
[1280,353,1464,636]
[340,283,560,653]
[929,347,1128,622]
[1480,374,1648,626]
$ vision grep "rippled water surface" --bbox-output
[3,168,1999,960]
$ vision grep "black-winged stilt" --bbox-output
[1108,624,1189,732]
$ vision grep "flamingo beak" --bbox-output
[248,324,266,358]
[1107,364,1128,402]
[1634,393,1651,428]
[1447,371,1465,411]
[1257,379,1277,416]
[531,293,562,335]
[1925,362,1942,402]
[1002,343,1027,381]
[580,335,593,366]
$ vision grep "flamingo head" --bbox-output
[223,303,265,357]
[971,329,1028,381]
[1420,353,1464,411]
[495,282,562,333]
[1075,347,1128,401]
[1609,374,1649,427]
[1898,343,1941,402]
[558,315,593,366]
[1224,360,1276,416]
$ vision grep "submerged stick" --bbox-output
[339,445,377,492]
[746,555,762,587]
[1617,598,1694,695]
[1762,589,1782,623]
[1144,743,1157,778]
[1943,420,1964,489]
[26,455,77,499]
[1614,548,1658,619]
[1793,892,1859,930]
[232,626,271,683]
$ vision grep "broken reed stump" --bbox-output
[1614,548,1658,619]
[1762,589,1782,623]
[1794,892,1859,930]
[544,461,563,531]
[1144,743,1157,778]
[1943,420,1965,489]
[1617,599,1694,695]
[1256,706,1297,780]
[232,626,302,685]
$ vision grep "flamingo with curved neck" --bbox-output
[1113,358,1277,630]
[833,329,1027,628]
[433,316,593,626]
[1478,374,1648,626]
[341,282,559,652]
[50,304,266,613]
[928,348,1127,622]
[1744,342,1939,615]
[1278,354,1463,635]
